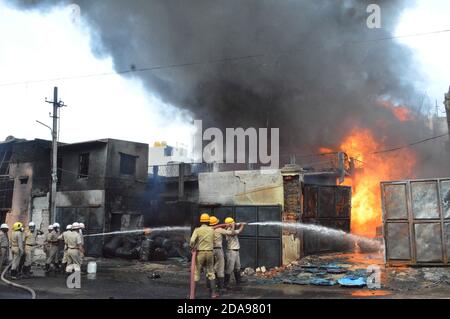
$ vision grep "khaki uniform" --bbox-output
[190,224,215,281]
[213,227,235,278]
[0,231,9,270]
[45,231,59,265]
[65,231,82,272]
[225,227,242,275]
[58,231,71,264]
[24,230,39,267]
[10,231,24,271]
[79,229,84,263]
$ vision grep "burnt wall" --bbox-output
[58,143,107,191]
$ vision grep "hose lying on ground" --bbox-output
[0,263,36,299]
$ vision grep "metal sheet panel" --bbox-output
[235,206,257,237]
[382,178,450,265]
[411,181,439,219]
[384,184,408,219]
[440,181,450,219]
[258,206,281,238]
[385,223,411,260]
[318,187,335,218]
[302,184,351,256]
[445,223,450,263]
[414,223,443,262]
[239,238,257,269]
[257,238,281,269]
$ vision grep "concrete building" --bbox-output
[0,137,149,259]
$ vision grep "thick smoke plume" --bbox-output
[10,0,450,176]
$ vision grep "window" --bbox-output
[120,153,137,176]
[78,153,89,179]
[57,157,63,185]
[19,176,29,185]
[164,146,173,157]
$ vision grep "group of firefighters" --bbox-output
[0,220,85,279]
[190,213,246,298]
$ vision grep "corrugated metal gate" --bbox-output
[196,205,282,269]
[56,207,104,256]
[302,184,352,255]
[382,178,450,265]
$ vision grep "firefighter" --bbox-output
[0,224,9,273]
[10,222,24,279]
[45,224,59,273]
[65,222,83,273]
[58,224,72,273]
[78,222,85,265]
[224,217,246,289]
[23,221,43,277]
[209,216,236,293]
[189,213,218,298]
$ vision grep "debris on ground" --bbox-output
[338,277,366,288]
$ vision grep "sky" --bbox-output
[395,0,450,117]
[0,0,449,146]
[0,1,195,147]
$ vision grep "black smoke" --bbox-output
[9,0,450,176]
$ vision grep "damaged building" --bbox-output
[0,137,148,258]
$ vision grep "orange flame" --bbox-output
[378,100,415,122]
[338,128,416,237]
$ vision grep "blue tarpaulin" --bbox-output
[337,277,366,288]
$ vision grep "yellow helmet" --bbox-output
[209,216,219,226]
[13,222,23,231]
[225,217,234,224]
[200,213,210,223]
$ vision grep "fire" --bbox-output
[378,100,415,122]
[338,128,416,237]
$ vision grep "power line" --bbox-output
[1,28,450,88]
[370,132,449,155]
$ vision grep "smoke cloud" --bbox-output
[9,0,450,176]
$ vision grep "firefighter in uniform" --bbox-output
[224,217,246,288]
[10,222,24,279]
[0,224,9,273]
[23,221,43,277]
[58,224,72,272]
[78,222,85,266]
[189,213,218,298]
[45,224,59,273]
[65,222,83,273]
[209,216,237,293]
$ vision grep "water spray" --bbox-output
[247,221,381,249]
[83,226,191,238]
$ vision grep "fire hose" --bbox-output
[1,263,36,299]
[189,223,246,299]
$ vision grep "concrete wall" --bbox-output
[5,162,34,228]
[56,190,104,207]
[105,139,148,185]
[198,170,283,205]
[58,143,108,192]
[30,195,49,262]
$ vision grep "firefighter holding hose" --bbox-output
[189,213,218,298]
[224,217,246,289]
[209,216,237,293]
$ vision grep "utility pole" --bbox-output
[45,87,66,224]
